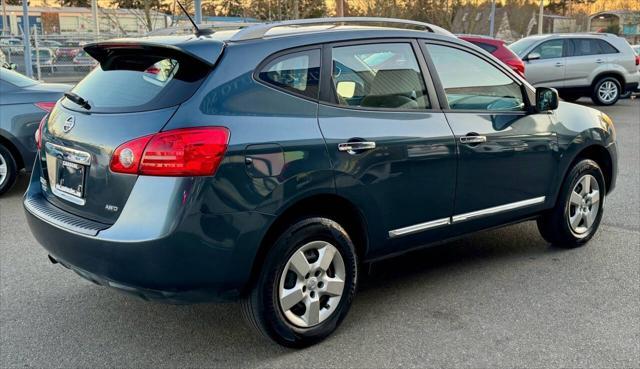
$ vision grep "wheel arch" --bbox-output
[553,144,614,206]
[573,144,614,194]
[245,193,369,292]
[591,71,625,89]
[0,134,24,170]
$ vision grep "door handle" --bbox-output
[338,141,376,154]
[459,135,487,145]
[555,62,564,67]
[595,59,605,64]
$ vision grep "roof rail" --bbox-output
[229,17,453,42]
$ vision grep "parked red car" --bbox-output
[54,47,80,62]
[459,35,525,77]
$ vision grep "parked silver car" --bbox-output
[509,33,640,105]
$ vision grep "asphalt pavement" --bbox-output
[1,98,639,368]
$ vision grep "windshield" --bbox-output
[508,38,541,57]
[0,68,39,87]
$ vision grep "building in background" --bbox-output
[0,5,169,37]
[589,10,640,43]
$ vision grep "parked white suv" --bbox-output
[509,33,640,105]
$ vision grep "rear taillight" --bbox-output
[635,55,639,66]
[507,59,526,78]
[110,127,230,177]
[110,134,154,174]
[35,114,48,150]
[34,101,56,112]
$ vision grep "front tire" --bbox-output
[591,77,621,106]
[537,159,605,248]
[242,217,358,348]
[0,144,18,196]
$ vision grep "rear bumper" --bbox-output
[24,163,274,303]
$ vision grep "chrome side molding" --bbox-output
[451,196,546,223]
[388,217,450,238]
[388,196,546,238]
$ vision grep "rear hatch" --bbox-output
[39,39,222,224]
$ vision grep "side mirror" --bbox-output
[336,81,356,99]
[526,52,541,61]
[536,87,559,112]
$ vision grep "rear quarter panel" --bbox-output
[161,41,336,291]
[0,102,45,170]
[0,85,68,170]
[164,41,335,216]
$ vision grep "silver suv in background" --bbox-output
[509,33,640,105]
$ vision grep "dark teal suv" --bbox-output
[24,18,618,347]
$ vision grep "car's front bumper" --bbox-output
[24,160,274,303]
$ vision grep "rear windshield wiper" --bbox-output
[64,92,91,110]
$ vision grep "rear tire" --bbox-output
[242,217,358,348]
[0,144,18,196]
[591,77,620,106]
[537,159,605,248]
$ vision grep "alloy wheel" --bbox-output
[278,241,346,328]
[567,174,600,236]
[597,81,618,103]
[0,152,7,186]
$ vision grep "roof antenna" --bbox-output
[176,1,211,36]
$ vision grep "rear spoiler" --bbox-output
[84,38,225,67]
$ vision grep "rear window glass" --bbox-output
[0,68,39,87]
[471,41,498,54]
[63,50,210,113]
[258,49,320,99]
[596,40,618,54]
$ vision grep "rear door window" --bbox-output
[63,50,210,113]
[328,43,430,110]
[258,49,320,100]
[573,39,603,56]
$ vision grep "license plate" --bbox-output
[55,159,86,198]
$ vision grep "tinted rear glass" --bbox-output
[573,39,602,56]
[597,40,618,54]
[0,68,39,87]
[63,49,210,113]
[471,41,498,54]
[258,49,320,99]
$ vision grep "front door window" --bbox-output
[425,44,525,111]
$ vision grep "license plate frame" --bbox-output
[54,159,86,199]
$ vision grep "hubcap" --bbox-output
[278,241,346,328]
[567,174,600,235]
[598,81,618,103]
[0,152,7,186]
